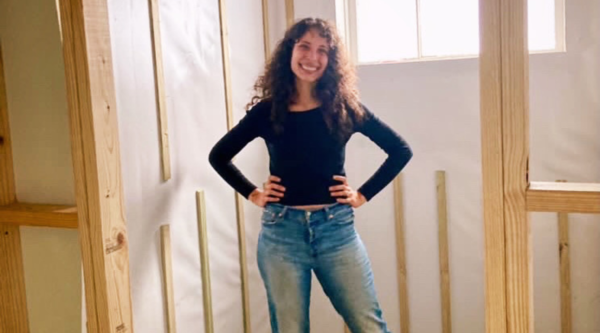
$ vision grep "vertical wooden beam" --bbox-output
[58,0,134,332]
[261,0,271,59]
[480,0,531,331]
[393,175,410,333]
[0,43,30,333]
[436,171,452,333]
[285,0,295,28]
[556,181,571,333]
[196,191,214,333]
[216,1,252,332]
[160,225,177,333]
[148,0,172,182]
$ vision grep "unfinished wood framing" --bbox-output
[217,1,252,331]
[196,191,214,333]
[480,0,532,331]
[393,175,410,333]
[262,0,271,59]
[436,171,452,333]
[527,182,600,214]
[285,0,295,28]
[58,0,133,331]
[160,225,177,333]
[0,42,30,333]
[556,180,572,333]
[148,0,172,181]
[0,203,77,228]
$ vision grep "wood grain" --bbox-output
[527,182,600,214]
[148,0,171,181]
[0,203,77,228]
[196,191,214,333]
[479,0,507,329]
[393,175,410,333]
[0,42,30,333]
[160,225,177,333]
[500,0,532,331]
[58,0,134,331]
[436,171,452,333]
[556,180,571,333]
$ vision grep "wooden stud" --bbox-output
[0,42,30,333]
[285,0,295,28]
[0,44,16,206]
[58,0,134,331]
[262,0,271,59]
[479,0,507,328]
[480,0,532,330]
[436,171,452,333]
[393,175,410,333]
[148,0,171,181]
[160,225,177,333]
[217,1,252,331]
[0,203,77,228]
[527,182,600,214]
[556,180,571,333]
[196,191,214,333]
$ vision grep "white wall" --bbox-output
[296,0,600,332]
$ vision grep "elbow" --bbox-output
[391,144,413,169]
[208,147,222,170]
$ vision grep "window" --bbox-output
[337,0,566,64]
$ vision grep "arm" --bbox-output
[208,103,267,198]
[356,105,413,201]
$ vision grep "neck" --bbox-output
[294,80,318,107]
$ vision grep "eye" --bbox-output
[298,44,309,50]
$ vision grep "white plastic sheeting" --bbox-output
[108,1,600,333]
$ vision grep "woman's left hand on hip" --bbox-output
[330,175,367,208]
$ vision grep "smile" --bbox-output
[300,64,319,72]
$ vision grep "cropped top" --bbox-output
[208,101,413,206]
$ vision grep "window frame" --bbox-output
[339,0,566,65]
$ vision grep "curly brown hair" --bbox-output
[247,17,365,142]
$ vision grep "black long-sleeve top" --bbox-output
[208,101,413,206]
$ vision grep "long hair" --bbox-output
[247,17,365,142]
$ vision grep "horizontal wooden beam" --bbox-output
[527,182,600,214]
[0,203,78,228]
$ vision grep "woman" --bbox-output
[209,18,412,333]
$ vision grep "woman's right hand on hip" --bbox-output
[249,176,285,207]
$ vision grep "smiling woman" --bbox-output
[208,17,413,332]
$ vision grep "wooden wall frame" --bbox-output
[479,0,599,332]
[57,0,134,332]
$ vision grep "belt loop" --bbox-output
[278,206,288,218]
[324,205,334,220]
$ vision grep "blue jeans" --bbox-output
[257,203,391,333]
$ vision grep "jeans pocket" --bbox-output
[261,208,283,225]
[331,206,355,225]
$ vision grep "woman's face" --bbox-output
[290,29,329,85]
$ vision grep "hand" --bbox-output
[329,175,367,208]
[248,176,286,207]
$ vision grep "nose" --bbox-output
[307,49,319,61]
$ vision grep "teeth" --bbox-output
[301,64,317,72]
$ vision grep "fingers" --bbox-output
[264,175,285,199]
[333,175,348,184]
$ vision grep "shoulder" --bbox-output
[245,99,272,121]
